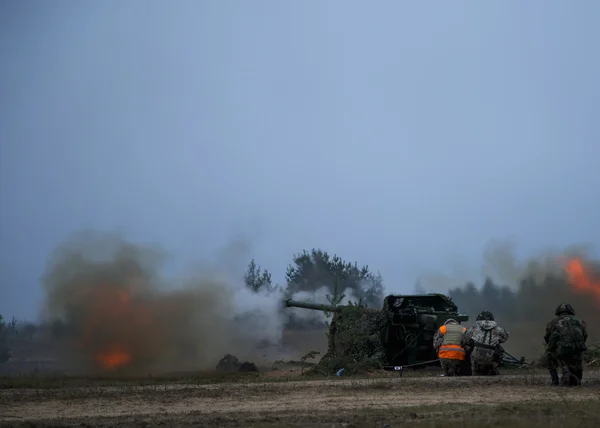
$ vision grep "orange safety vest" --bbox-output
[437,324,467,360]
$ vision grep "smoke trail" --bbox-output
[41,230,284,374]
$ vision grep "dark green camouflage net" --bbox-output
[305,304,388,376]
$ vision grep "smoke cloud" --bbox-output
[419,242,600,360]
[40,231,285,375]
[417,240,594,292]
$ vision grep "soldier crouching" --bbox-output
[433,318,467,376]
[544,303,588,386]
[464,310,509,376]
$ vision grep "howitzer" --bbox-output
[285,293,470,368]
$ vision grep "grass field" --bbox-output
[1,365,599,427]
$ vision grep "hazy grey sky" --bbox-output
[1,1,599,320]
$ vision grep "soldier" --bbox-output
[433,318,467,376]
[464,310,509,375]
[544,303,588,386]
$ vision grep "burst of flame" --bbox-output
[96,347,131,369]
[95,291,132,369]
[68,277,180,372]
[80,287,136,370]
[562,257,600,303]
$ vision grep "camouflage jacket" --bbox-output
[464,320,509,349]
[463,320,508,364]
[544,315,587,352]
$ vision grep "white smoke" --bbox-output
[287,286,360,323]
[233,284,286,346]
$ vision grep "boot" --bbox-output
[492,363,500,376]
[549,368,559,385]
[442,364,450,377]
[570,368,581,386]
[562,366,582,386]
[560,368,572,387]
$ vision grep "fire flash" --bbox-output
[563,257,600,303]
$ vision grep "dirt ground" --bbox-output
[1,368,600,427]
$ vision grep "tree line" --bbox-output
[245,248,598,337]
[447,273,599,333]
[243,248,385,308]
[0,315,39,363]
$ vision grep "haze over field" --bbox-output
[40,233,600,371]
[1,1,599,327]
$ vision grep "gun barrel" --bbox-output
[284,299,342,313]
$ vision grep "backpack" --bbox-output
[550,316,587,357]
[470,323,502,364]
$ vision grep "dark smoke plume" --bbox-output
[420,243,600,360]
[41,231,284,374]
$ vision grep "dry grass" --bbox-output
[1,368,598,427]
[4,401,600,428]
[0,364,566,389]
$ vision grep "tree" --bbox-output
[448,277,517,322]
[324,276,345,318]
[0,314,10,363]
[21,322,38,341]
[284,248,385,307]
[244,259,275,293]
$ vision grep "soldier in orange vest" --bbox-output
[433,318,467,376]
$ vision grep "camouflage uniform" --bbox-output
[544,303,587,386]
[464,311,509,375]
[433,318,467,376]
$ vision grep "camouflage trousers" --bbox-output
[470,346,501,375]
[440,358,462,376]
[546,351,583,386]
[471,359,499,375]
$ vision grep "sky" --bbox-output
[1,1,599,321]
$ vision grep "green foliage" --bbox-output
[243,258,275,293]
[306,303,388,376]
[284,248,385,307]
[326,277,346,306]
[324,277,345,321]
[585,342,600,365]
[299,350,320,374]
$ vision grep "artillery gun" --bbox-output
[285,293,526,373]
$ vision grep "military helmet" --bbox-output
[476,310,494,321]
[444,318,458,325]
[555,302,575,316]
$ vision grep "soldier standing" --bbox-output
[433,318,467,376]
[464,310,509,375]
[544,303,588,386]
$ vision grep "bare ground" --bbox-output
[1,369,600,427]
